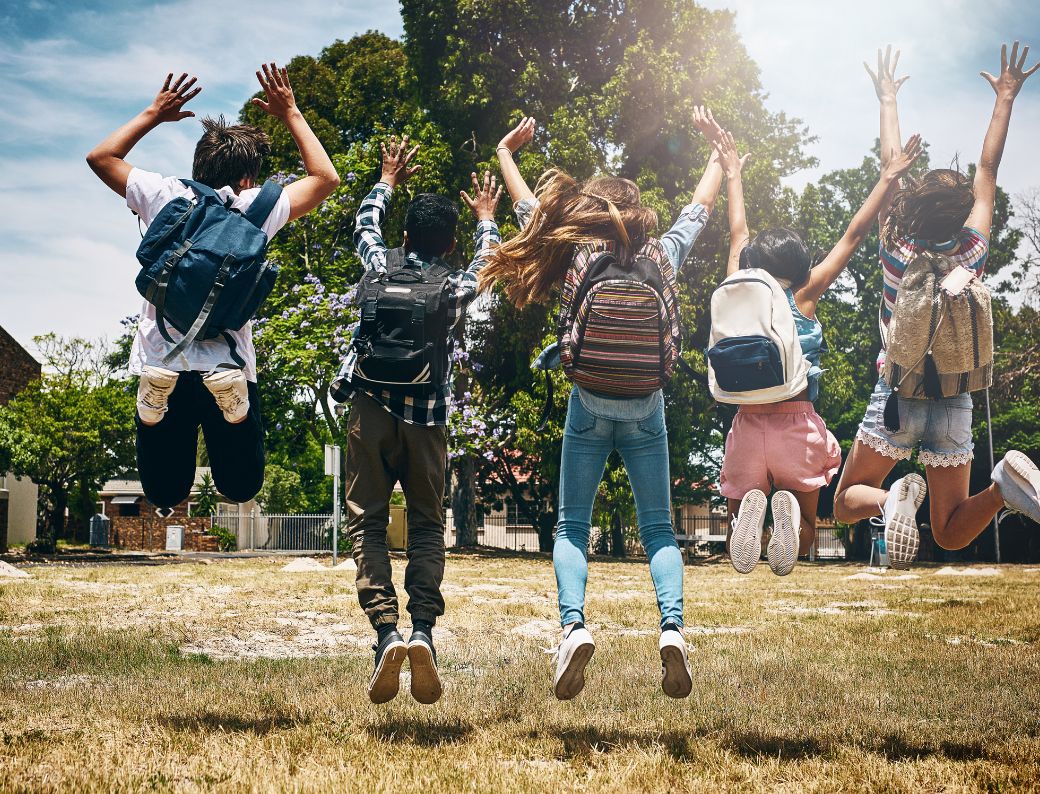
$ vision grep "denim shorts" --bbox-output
[856,378,974,468]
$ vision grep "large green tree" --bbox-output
[0,336,136,550]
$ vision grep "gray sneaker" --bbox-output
[871,473,926,570]
[992,451,1040,524]
[730,489,766,574]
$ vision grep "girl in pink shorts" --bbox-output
[712,130,923,575]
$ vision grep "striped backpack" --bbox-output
[558,239,682,396]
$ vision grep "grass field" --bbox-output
[2,551,1040,792]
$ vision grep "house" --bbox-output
[98,468,254,552]
[0,325,41,550]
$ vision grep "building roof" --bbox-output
[100,467,223,498]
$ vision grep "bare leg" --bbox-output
[833,440,902,523]
[925,463,1004,550]
[790,489,820,556]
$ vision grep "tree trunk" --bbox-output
[452,455,479,547]
[610,509,625,558]
[538,511,555,553]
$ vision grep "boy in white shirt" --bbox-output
[87,64,339,509]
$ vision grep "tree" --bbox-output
[256,464,308,514]
[190,473,220,518]
[0,336,135,551]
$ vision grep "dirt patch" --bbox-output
[0,561,31,579]
[934,566,1001,577]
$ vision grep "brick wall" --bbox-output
[0,326,41,406]
[109,515,219,552]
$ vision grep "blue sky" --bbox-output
[1,0,1038,357]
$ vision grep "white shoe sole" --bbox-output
[554,639,595,701]
[368,641,407,704]
[730,490,766,574]
[886,474,925,570]
[660,644,692,699]
[408,642,442,704]
[1006,451,1040,502]
[767,491,799,577]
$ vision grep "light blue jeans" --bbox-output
[555,387,684,629]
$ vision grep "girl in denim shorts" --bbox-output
[713,131,923,576]
[833,44,1040,567]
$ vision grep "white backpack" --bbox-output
[707,268,810,404]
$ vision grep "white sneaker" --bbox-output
[871,473,926,570]
[203,369,250,423]
[730,489,766,574]
[992,451,1040,524]
[552,623,595,701]
[137,366,179,426]
[659,627,692,699]
[767,491,800,576]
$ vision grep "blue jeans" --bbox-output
[554,387,684,629]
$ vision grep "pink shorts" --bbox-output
[719,402,842,499]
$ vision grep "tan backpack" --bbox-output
[881,248,993,400]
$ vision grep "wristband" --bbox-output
[496,146,514,156]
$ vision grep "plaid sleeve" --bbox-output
[515,197,539,230]
[353,182,392,272]
[448,220,500,327]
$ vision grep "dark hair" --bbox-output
[882,168,973,248]
[192,115,271,190]
[739,228,812,288]
[405,194,460,258]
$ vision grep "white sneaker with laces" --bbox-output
[659,627,692,699]
[992,451,1040,524]
[137,366,180,426]
[203,369,250,424]
[871,473,926,570]
[552,623,595,701]
[767,490,800,576]
[730,489,766,574]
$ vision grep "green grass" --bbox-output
[2,554,1039,792]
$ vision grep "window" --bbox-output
[506,501,523,526]
[117,502,140,517]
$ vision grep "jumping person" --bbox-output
[713,129,924,575]
[833,43,1040,566]
[482,110,725,700]
[86,65,339,509]
[332,136,503,705]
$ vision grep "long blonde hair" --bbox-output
[478,169,658,307]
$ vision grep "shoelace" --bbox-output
[140,381,174,409]
[209,384,246,414]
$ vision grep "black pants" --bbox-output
[136,372,265,507]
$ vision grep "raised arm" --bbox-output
[864,46,910,224]
[800,135,924,308]
[967,41,1038,238]
[496,117,537,206]
[353,135,420,272]
[456,170,504,306]
[251,63,340,222]
[712,131,751,277]
[86,73,202,197]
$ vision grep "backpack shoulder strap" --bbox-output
[179,179,222,202]
[384,246,408,271]
[242,180,284,229]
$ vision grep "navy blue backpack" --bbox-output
[135,179,283,367]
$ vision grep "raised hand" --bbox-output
[380,135,420,188]
[981,41,1039,98]
[461,170,503,221]
[498,117,536,154]
[864,45,909,101]
[882,133,924,180]
[691,106,725,143]
[711,130,750,177]
[149,73,201,122]
[251,62,298,120]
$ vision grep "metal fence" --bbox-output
[444,511,541,552]
[212,513,336,552]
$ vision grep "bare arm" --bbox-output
[864,46,910,224]
[496,117,537,206]
[86,73,201,197]
[968,41,1039,238]
[688,106,726,214]
[712,131,751,277]
[800,135,924,310]
[252,64,340,222]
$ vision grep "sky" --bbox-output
[1,0,1038,359]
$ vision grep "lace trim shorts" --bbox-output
[855,377,974,468]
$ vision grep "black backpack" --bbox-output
[345,248,456,396]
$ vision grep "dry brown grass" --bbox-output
[2,553,1040,792]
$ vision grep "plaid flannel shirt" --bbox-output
[337,181,499,426]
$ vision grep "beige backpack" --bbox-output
[881,249,993,400]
